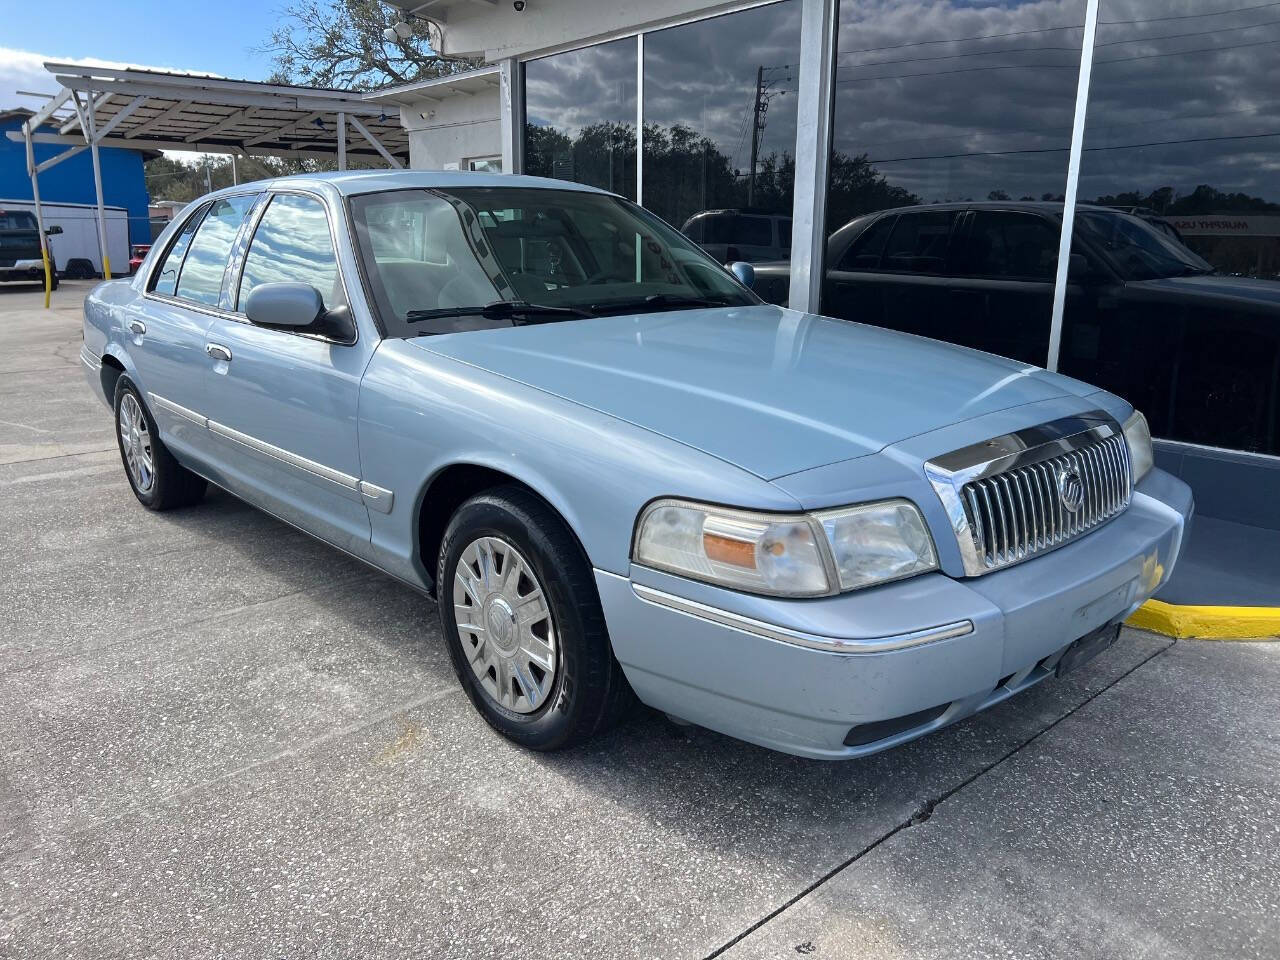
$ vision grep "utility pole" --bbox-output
[204,156,212,193]
[747,65,791,207]
[748,65,764,207]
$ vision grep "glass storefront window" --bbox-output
[642,0,801,263]
[523,38,637,198]
[1064,0,1280,455]
[817,0,1086,365]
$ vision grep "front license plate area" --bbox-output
[1056,621,1122,678]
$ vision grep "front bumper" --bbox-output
[0,260,47,281]
[597,467,1192,759]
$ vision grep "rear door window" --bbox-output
[881,211,957,274]
[836,214,897,271]
[958,210,1060,281]
[174,195,256,306]
[149,204,208,297]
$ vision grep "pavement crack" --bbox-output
[703,635,1178,959]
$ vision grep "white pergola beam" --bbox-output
[54,74,387,116]
[62,90,111,134]
[185,106,258,143]
[243,110,324,146]
[126,98,193,138]
[26,88,72,131]
[348,115,404,168]
[34,143,87,174]
[8,129,404,163]
[94,95,147,141]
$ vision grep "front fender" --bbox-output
[357,339,803,590]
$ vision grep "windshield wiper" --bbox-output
[405,299,595,325]
[587,293,739,315]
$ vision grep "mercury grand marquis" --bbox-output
[81,171,1192,759]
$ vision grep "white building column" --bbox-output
[499,57,524,175]
[1047,0,1100,372]
[22,121,54,308]
[787,0,839,315]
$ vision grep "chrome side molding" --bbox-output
[631,582,973,655]
[147,391,394,512]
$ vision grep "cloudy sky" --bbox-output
[0,1,276,114]
[527,0,1279,209]
[526,0,802,176]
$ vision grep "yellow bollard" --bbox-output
[42,247,52,309]
[102,255,111,281]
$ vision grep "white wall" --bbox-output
[399,88,501,171]
[437,0,750,60]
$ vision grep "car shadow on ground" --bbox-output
[136,482,1168,863]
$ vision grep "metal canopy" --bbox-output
[11,63,411,163]
[8,63,414,304]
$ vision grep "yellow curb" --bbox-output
[1127,599,1280,640]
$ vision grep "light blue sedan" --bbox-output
[82,171,1192,759]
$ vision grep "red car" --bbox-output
[128,244,151,275]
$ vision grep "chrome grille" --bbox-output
[961,433,1132,570]
[923,413,1134,577]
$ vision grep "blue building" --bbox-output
[0,108,151,247]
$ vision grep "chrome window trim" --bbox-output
[631,582,973,654]
[229,188,359,347]
[141,188,358,347]
[925,410,1132,577]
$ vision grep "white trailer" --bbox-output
[0,198,129,277]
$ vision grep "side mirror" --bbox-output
[245,282,324,329]
[244,282,356,342]
[45,225,63,236]
[727,261,755,289]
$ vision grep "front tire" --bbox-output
[113,377,207,510]
[437,486,634,751]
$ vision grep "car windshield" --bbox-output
[349,186,758,338]
[1075,209,1213,281]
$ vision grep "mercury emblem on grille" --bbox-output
[1057,466,1086,513]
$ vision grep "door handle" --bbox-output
[206,343,232,362]
[128,319,146,335]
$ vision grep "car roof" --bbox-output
[195,169,615,202]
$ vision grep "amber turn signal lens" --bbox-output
[703,532,757,569]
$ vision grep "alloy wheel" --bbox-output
[452,535,558,714]
[118,393,155,493]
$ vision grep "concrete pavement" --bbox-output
[2,281,1277,959]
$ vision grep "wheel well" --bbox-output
[100,354,125,401]
[417,464,540,585]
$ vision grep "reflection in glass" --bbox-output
[523,39,637,197]
[174,195,256,306]
[1065,0,1280,454]
[798,0,1085,365]
[238,195,343,310]
[642,1,801,262]
[150,204,205,297]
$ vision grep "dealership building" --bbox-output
[370,0,1280,614]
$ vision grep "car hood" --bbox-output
[409,305,1089,480]
[1128,273,1280,307]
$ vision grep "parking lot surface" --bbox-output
[3,281,1278,959]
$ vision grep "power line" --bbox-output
[1099,0,1280,25]
[864,130,1280,166]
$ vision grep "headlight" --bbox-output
[1122,409,1153,482]
[633,497,938,597]
[815,500,938,591]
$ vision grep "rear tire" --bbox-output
[113,377,207,511]
[437,485,635,751]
